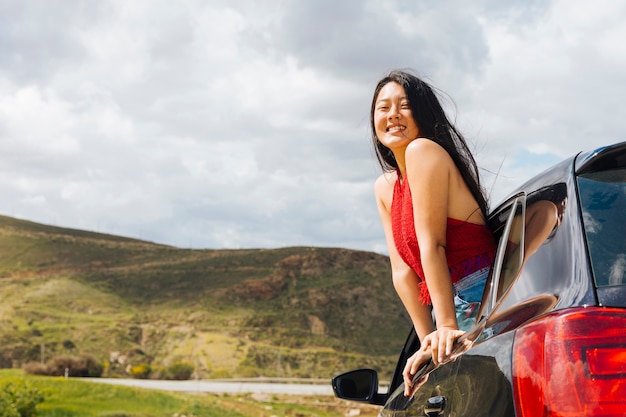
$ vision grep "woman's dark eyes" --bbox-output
[376,103,409,111]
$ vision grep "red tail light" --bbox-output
[513,307,626,417]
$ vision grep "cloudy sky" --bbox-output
[1,0,625,253]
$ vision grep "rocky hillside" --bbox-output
[0,215,411,380]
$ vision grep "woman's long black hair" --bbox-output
[370,70,489,218]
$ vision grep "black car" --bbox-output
[332,141,626,417]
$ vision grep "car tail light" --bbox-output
[513,307,626,417]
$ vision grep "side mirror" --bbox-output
[332,368,382,404]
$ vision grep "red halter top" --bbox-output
[391,175,496,304]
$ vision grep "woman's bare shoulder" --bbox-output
[374,171,397,205]
[375,171,397,190]
[406,138,452,162]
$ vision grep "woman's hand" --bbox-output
[402,327,468,397]
[422,327,466,365]
[402,347,431,397]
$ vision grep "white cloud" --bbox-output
[0,84,79,154]
[0,0,625,253]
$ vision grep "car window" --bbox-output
[495,207,525,302]
[481,194,526,319]
[577,168,626,287]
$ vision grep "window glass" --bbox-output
[494,201,525,304]
[482,195,526,317]
[577,168,626,287]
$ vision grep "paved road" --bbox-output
[84,378,335,395]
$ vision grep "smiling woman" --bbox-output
[369,70,496,396]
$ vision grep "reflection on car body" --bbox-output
[382,355,514,417]
[332,141,626,417]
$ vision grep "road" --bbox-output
[84,377,335,395]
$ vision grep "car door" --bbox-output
[379,194,527,417]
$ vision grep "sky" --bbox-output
[1,0,625,254]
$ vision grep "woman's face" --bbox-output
[373,81,419,150]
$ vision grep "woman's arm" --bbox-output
[374,174,434,342]
[404,139,464,363]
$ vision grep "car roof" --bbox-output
[575,140,626,174]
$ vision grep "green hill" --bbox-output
[0,215,410,381]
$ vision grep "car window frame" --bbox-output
[477,193,527,324]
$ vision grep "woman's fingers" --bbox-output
[423,333,439,366]
[402,355,416,395]
[403,372,412,396]
[402,349,431,396]
[427,328,466,364]
[445,329,457,355]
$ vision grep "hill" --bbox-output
[0,215,410,380]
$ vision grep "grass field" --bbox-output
[0,369,380,417]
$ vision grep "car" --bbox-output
[332,141,626,417]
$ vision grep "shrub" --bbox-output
[61,340,76,350]
[23,355,103,377]
[165,362,194,380]
[47,355,103,377]
[129,364,151,379]
[21,362,47,376]
[0,381,44,417]
[23,345,45,363]
[147,365,165,380]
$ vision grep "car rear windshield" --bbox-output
[577,168,626,287]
